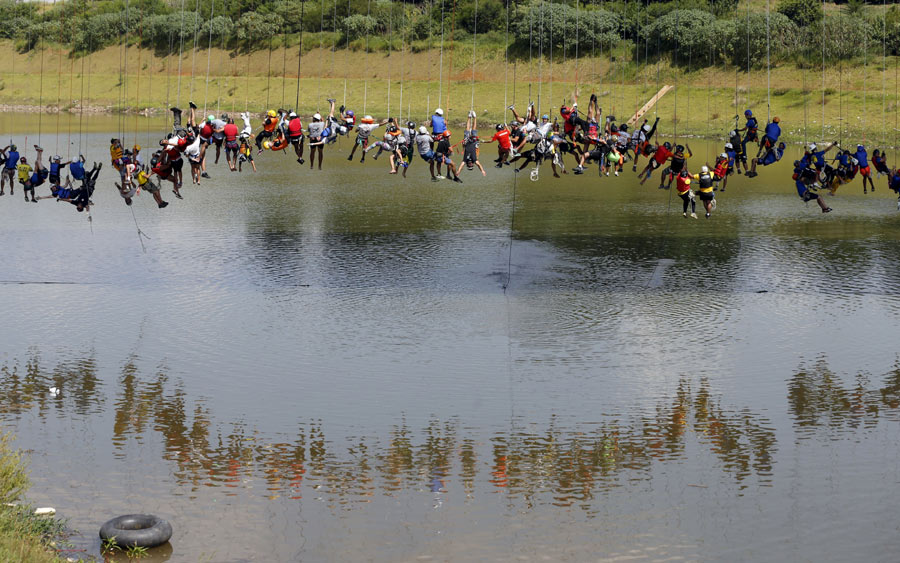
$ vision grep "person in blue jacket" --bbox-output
[854,144,875,194]
[430,108,447,137]
[738,109,758,158]
[69,154,86,183]
[747,142,786,177]
[793,160,832,213]
[0,144,19,195]
[800,141,837,171]
[756,117,782,158]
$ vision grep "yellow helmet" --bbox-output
[133,144,141,151]
[262,140,272,149]
[267,110,276,118]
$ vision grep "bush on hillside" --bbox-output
[342,14,378,42]
[512,2,622,54]
[777,0,823,27]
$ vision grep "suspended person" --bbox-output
[256,110,280,153]
[306,109,329,171]
[0,143,18,195]
[872,149,890,178]
[351,115,388,163]
[223,117,240,172]
[632,117,659,172]
[434,131,462,183]
[132,144,144,168]
[693,166,717,218]
[738,109,758,159]
[747,142,786,177]
[414,126,438,181]
[792,160,832,213]
[36,175,76,202]
[22,146,48,203]
[45,162,101,212]
[674,167,698,219]
[109,138,124,171]
[430,108,447,138]
[208,114,227,165]
[638,141,672,186]
[68,154,86,185]
[184,130,204,185]
[458,111,486,177]
[727,129,748,175]
[604,139,624,177]
[854,144,875,194]
[801,142,837,172]
[485,123,512,168]
[287,111,305,164]
[393,120,417,178]
[176,105,211,178]
[712,152,730,191]
[756,116,781,159]
[889,167,900,210]
[238,134,257,173]
[663,145,691,189]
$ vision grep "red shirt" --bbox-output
[654,146,672,165]
[224,123,238,142]
[491,129,511,149]
[288,118,303,137]
[200,123,214,138]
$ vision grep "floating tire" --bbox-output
[99,514,172,549]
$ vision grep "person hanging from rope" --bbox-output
[828,149,859,195]
[36,175,75,202]
[458,111,486,177]
[256,110,280,153]
[747,142,786,177]
[189,105,214,179]
[722,142,739,191]
[306,108,328,171]
[22,146,48,203]
[738,109,758,159]
[149,147,181,198]
[396,121,417,178]
[210,114,227,165]
[238,133,257,173]
[48,155,68,187]
[889,167,900,210]
[664,144,692,189]
[574,137,610,176]
[285,110,305,164]
[184,129,204,186]
[434,130,463,183]
[16,155,31,200]
[727,129,748,174]
[337,104,356,135]
[638,141,672,186]
[800,142,837,172]
[675,167,697,219]
[631,118,659,173]
[414,126,438,181]
[223,117,239,172]
[0,143,18,196]
[109,138,124,171]
[603,138,624,177]
[350,115,388,163]
[855,144,875,194]
[872,149,890,178]
[712,152,730,191]
[115,165,168,209]
[755,116,781,160]
[132,145,144,169]
[793,159,832,213]
[430,108,447,138]
[42,163,101,212]
[485,123,512,168]
[159,132,187,198]
[694,166,717,219]
[68,154,86,185]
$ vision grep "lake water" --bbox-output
[2,124,900,562]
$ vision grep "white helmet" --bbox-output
[435,108,444,116]
[338,125,348,135]
[808,143,817,152]
[642,124,651,132]
[313,113,321,120]
[288,111,297,118]
[701,165,709,173]
[729,130,736,137]
[418,126,428,135]
[720,153,728,159]
[725,142,733,150]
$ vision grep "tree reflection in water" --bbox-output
[788,357,900,436]
[31,352,900,510]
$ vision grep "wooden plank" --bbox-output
[627,85,673,126]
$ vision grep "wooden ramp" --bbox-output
[627,85,673,126]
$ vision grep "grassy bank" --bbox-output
[2,40,900,146]
[0,432,61,562]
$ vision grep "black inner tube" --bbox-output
[99,514,172,549]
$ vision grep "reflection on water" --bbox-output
[2,353,779,507]
[788,357,900,436]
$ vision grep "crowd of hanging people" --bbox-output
[1,93,899,218]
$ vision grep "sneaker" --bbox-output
[823,207,832,213]
[257,149,263,156]
[691,213,697,219]
[632,165,637,172]
[360,157,365,163]
[683,212,687,218]
[158,201,169,208]
[170,107,181,114]
[34,145,43,151]
[706,212,711,218]
[327,98,336,103]
[614,171,619,176]
[431,177,439,182]
[507,105,515,111]
[453,176,463,183]
[173,189,183,200]
[297,158,305,164]
[435,175,445,180]
[495,163,503,169]
[188,101,197,109]
[201,172,210,179]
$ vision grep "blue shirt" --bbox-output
[891,173,900,191]
[726,149,736,167]
[812,150,827,168]
[761,146,784,166]
[430,115,446,135]
[49,162,60,176]
[854,149,869,168]
[5,151,18,169]
[69,161,85,180]
[837,153,850,167]
[764,122,781,141]
[795,179,809,197]
[746,117,758,132]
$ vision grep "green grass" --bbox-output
[0,432,63,563]
[0,40,899,146]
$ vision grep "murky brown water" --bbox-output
[2,122,900,561]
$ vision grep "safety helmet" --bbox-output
[680,169,689,177]
[729,130,737,137]
[496,123,504,131]
[133,144,141,151]
[10,144,16,151]
[388,126,399,135]
[701,165,709,173]
[610,125,618,133]
[663,141,672,150]
[346,110,354,117]
[207,115,215,122]
[720,153,728,159]
[262,140,272,149]
[289,111,297,118]
[220,113,228,120]
[676,145,684,153]
[267,110,277,118]
[19,156,26,162]
[435,108,444,116]
[240,132,250,140]
[362,115,374,123]
[418,126,428,135]
[313,113,322,121]
[53,155,61,161]
[338,126,348,135]
[406,121,415,129]
[744,109,753,116]
[773,116,780,123]
[444,130,451,138]
[793,160,802,168]
[808,143,817,152]
[642,124,650,133]
[541,114,549,120]
[725,142,733,150]
[857,144,865,151]
[619,124,628,132]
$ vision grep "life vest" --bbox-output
[263,117,278,133]
[675,175,691,194]
[270,134,289,151]
[697,172,714,192]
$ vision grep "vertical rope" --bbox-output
[438,0,444,108]
[470,0,477,110]
[821,0,825,142]
[37,30,45,146]
[189,0,201,105]
[296,0,306,110]
[364,0,371,113]
[766,0,771,123]
[504,0,509,122]
[176,0,186,112]
[203,0,215,115]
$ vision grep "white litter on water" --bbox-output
[34,507,56,516]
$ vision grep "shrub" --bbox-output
[777,0,822,28]
[511,2,622,55]
[342,13,378,42]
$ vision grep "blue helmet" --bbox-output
[857,144,865,151]
[744,109,753,117]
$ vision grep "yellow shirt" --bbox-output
[136,169,150,186]
[17,163,31,182]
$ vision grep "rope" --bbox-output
[538,0,543,115]
[176,0,186,112]
[470,0,477,110]
[438,0,444,108]
[189,0,201,106]
[387,2,393,117]
[883,0,887,148]
[766,0,771,123]
[574,0,579,92]
[37,30,44,147]
[502,170,518,292]
[364,0,371,113]
[135,6,144,148]
[281,18,288,109]
[129,204,150,253]
[202,0,215,116]
[265,35,274,110]
[503,0,509,122]
[223,0,231,116]
[821,0,825,142]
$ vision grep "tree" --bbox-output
[777,0,822,28]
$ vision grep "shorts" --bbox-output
[213,137,224,146]
[356,136,369,148]
[2,168,13,178]
[171,158,183,173]
[289,135,303,145]
[225,140,239,152]
[760,135,774,148]
[437,155,452,165]
[189,154,202,164]
[420,150,435,162]
[141,180,159,193]
[200,136,211,145]
[745,131,759,142]
[859,166,871,177]
[698,191,714,201]
[650,159,662,169]
[49,174,60,185]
